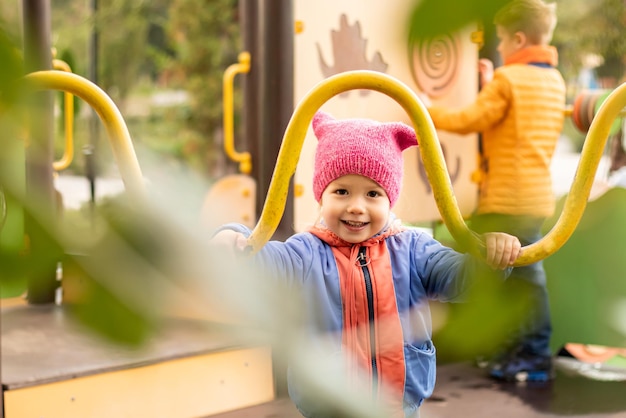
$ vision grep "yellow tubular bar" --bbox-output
[51,58,74,171]
[247,70,626,267]
[246,70,478,256]
[527,81,626,265]
[222,51,252,174]
[22,70,145,197]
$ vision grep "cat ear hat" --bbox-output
[311,111,418,208]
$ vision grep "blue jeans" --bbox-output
[470,213,552,357]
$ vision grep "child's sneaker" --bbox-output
[476,351,508,370]
[490,351,554,382]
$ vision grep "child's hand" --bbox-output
[478,58,494,88]
[210,230,249,254]
[483,232,522,270]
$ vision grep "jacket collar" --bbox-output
[504,45,558,67]
[309,218,405,247]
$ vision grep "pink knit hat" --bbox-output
[312,111,418,207]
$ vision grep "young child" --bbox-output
[212,111,522,417]
[421,0,566,382]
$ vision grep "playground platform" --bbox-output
[0,301,275,418]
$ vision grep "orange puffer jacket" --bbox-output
[428,46,566,217]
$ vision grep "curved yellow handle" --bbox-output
[222,51,252,174]
[247,70,477,256]
[51,58,74,171]
[22,70,145,198]
[529,81,626,264]
[247,70,626,267]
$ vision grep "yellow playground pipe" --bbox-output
[247,70,626,267]
[22,70,145,197]
[222,51,252,174]
[247,70,476,256]
[537,81,626,263]
[51,58,74,172]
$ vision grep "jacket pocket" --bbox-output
[403,340,437,407]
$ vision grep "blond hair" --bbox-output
[494,0,557,45]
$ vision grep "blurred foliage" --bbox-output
[0,24,23,111]
[0,24,26,298]
[408,0,509,40]
[61,195,168,345]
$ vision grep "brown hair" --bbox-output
[494,0,557,45]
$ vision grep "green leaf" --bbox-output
[66,255,156,347]
[408,0,509,40]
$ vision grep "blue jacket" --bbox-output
[220,220,494,417]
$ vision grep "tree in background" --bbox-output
[48,0,172,106]
[165,0,241,177]
[96,0,172,109]
[553,0,626,89]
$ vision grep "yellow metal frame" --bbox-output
[222,51,252,174]
[51,58,74,172]
[543,81,626,263]
[247,70,474,254]
[22,71,145,197]
[247,70,626,267]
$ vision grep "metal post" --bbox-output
[241,0,259,199]
[86,0,99,205]
[257,0,294,241]
[241,0,294,398]
[22,0,57,304]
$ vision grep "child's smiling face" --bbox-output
[319,174,391,244]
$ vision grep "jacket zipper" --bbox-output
[357,246,377,387]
